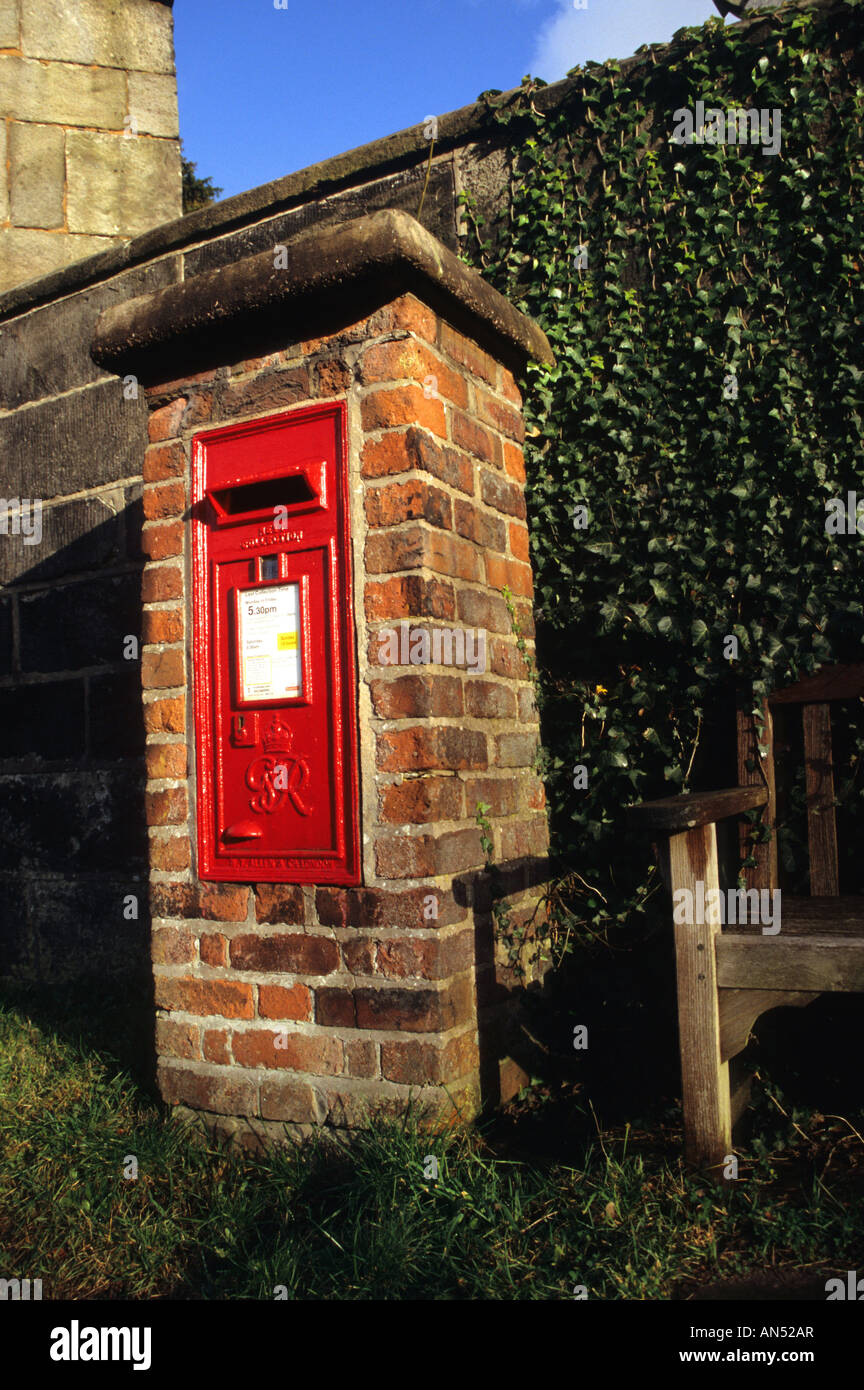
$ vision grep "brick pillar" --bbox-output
[92,210,555,1146]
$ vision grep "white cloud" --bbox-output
[530,0,726,84]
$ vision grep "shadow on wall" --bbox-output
[0,494,154,1087]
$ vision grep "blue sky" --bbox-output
[174,0,728,202]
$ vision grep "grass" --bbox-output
[0,988,862,1300]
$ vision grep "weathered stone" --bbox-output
[19,573,140,674]
[0,491,125,587]
[20,0,175,73]
[0,0,18,48]
[0,257,180,409]
[0,122,7,224]
[0,55,126,125]
[66,131,181,237]
[9,121,64,228]
[89,671,147,759]
[127,70,179,138]
[0,378,148,497]
[0,768,146,873]
[0,680,86,760]
[0,228,117,295]
[0,598,13,678]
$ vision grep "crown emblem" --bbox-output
[262,717,294,754]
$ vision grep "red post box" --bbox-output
[191,402,360,884]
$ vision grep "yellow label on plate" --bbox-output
[277,632,298,650]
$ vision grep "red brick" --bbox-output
[360,427,474,494]
[148,398,187,443]
[498,367,522,407]
[371,295,438,343]
[374,827,482,879]
[474,385,525,442]
[154,977,254,1019]
[156,1017,199,1060]
[141,521,182,561]
[199,933,228,967]
[143,442,185,482]
[453,499,507,551]
[152,926,194,965]
[376,725,487,773]
[463,775,518,817]
[202,1029,230,1064]
[365,479,452,531]
[146,787,188,825]
[258,983,312,1021]
[341,938,376,974]
[451,410,499,466]
[488,637,528,681]
[143,696,185,734]
[361,384,446,438]
[344,1039,379,1078]
[381,1030,479,1084]
[143,481,185,521]
[157,1060,256,1116]
[316,886,463,930]
[316,356,352,395]
[142,609,184,645]
[494,732,539,767]
[439,323,496,384]
[380,776,463,824]
[354,976,474,1032]
[233,1029,342,1074]
[229,934,339,975]
[217,366,311,417]
[259,1078,324,1123]
[503,441,526,483]
[150,882,195,919]
[315,989,357,1028]
[364,574,455,623]
[199,884,250,922]
[359,339,468,408]
[480,469,526,520]
[464,680,518,720]
[456,586,512,636]
[485,554,533,598]
[182,391,213,428]
[145,742,187,779]
[150,832,190,873]
[141,649,184,689]
[509,521,530,563]
[141,564,182,604]
[369,673,463,718]
[254,884,306,925]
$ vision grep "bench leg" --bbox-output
[669,823,732,1179]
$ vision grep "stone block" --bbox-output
[0,257,181,409]
[0,0,18,48]
[66,131,181,236]
[0,121,7,223]
[0,768,146,873]
[0,679,86,760]
[0,227,116,295]
[9,121,64,228]
[19,572,140,673]
[0,55,125,125]
[128,70,179,138]
[20,0,176,73]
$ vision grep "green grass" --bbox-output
[0,991,862,1300]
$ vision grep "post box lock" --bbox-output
[192,403,360,884]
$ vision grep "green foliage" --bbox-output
[181,141,223,213]
[461,2,864,945]
[1,993,861,1298]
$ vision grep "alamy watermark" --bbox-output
[377,622,486,675]
[0,497,42,546]
[673,883,781,934]
[671,101,782,157]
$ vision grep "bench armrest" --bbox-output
[626,785,768,833]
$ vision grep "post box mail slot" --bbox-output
[191,402,360,883]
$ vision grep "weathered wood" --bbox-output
[669,822,731,1176]
[729,1056,753,1130]
[716,935,864,992]
[802,702,839,896]
[769,662,864,705]
[726,896,864,936]
[718,988,819,1061]
[627,785,767,833]
[736,699,778,893]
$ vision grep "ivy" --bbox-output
[461,1,864,949]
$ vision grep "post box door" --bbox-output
[191,403,360,884]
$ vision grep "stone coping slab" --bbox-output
[90,208,555,379]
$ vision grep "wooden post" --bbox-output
[736,697,778,892]
[802,702,839,896]
[669,821,732,1178]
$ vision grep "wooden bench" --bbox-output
[628,662,864,1179]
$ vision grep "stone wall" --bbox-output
[0,0,181,292]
